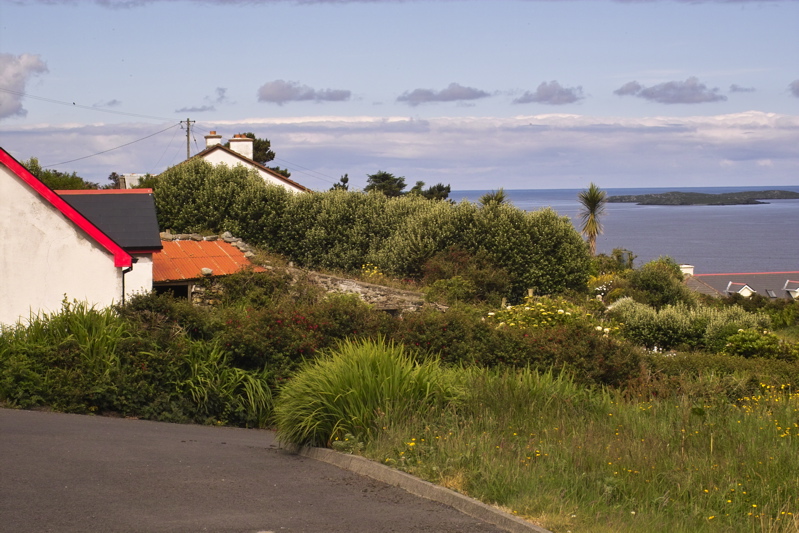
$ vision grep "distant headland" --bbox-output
[607,190,799,205]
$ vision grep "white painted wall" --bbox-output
[0,165,124,326]
[126,253,153,300]
[200,150,305,193]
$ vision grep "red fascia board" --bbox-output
[695,271,799,277]
[55,189,153,195]
[0,149,133,268]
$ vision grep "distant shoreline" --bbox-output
[607,190,799,206]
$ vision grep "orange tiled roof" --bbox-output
[152,240,263,283]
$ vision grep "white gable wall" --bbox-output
[200,150,305,193]
[126,253,153,298]
[0,165,124,326]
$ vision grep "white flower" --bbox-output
[595,326,603,331]
[558,309,564,314]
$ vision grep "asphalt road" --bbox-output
[0,408,508,533]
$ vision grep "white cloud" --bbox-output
[397,83,491,106]
[0,54,48,120]
[2,111,797,190]
[257,80,351,105]
[614,77,727,104]
[514,81,584,105]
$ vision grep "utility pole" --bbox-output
[181,118,195,159]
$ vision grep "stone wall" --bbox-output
[160,231,430,313]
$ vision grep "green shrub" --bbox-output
[620,257,697,310]
[609,298,770,351]
[425,276,479,305]
[723,328,782,358]
[391,302,641,387]
[116,292,218,341]
[421,246,511,304]
[154,159,265,233]
[637,352,799,400]
[215,306,324,379]
[215,269,298,308]
[374,198,477,278]
[274,338,460,447]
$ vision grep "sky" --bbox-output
[0,0,797,192]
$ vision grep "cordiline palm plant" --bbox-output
[577,182,607,256]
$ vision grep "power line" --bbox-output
[43,123,182,168]
[149,123,184,174]
[0,87,175,122]
[273,156,340,186]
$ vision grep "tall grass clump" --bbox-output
[178,340,272,427]
[273,337,460,447]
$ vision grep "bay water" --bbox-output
[450,186,799,275]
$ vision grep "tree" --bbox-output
[408,180,426,196]
[577,182,607,256]
[364,171,406,197]
[104,172,122,189]
[21,157,98,190]
[379,177,450,200]
[421,183,451,201]
[330,174,349,191]
[478,188,507,207]
[224,132,275,165]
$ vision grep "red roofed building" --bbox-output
[152,237,264,300]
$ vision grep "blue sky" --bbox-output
[1,0,797,191]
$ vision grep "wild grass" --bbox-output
[273,337,460,447]
[178,340,272,427]
[347,366,799,533]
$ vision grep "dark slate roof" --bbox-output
[692,272,799,300]
[684,276,724,298]
[57,190,162,252]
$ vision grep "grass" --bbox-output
[273,337,459,447]
[360,370,799,532]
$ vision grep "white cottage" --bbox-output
[0,148,161,326]
[191,132,309,193]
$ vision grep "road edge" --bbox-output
[292,445,552,533]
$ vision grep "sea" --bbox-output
[449,186,799,275]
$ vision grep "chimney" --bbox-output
[228,134,254,160]
[205,131,222,149]
[680,264,695,277]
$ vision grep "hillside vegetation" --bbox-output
[3,164,799,532]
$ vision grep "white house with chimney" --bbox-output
[191,132,309,193]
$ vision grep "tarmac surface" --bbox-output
[0,408,544,533]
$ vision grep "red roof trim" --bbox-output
[695,271,799,277]
[0,149,133,268]
[55,188,153,195]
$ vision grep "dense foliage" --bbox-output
[151,161,591,298]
